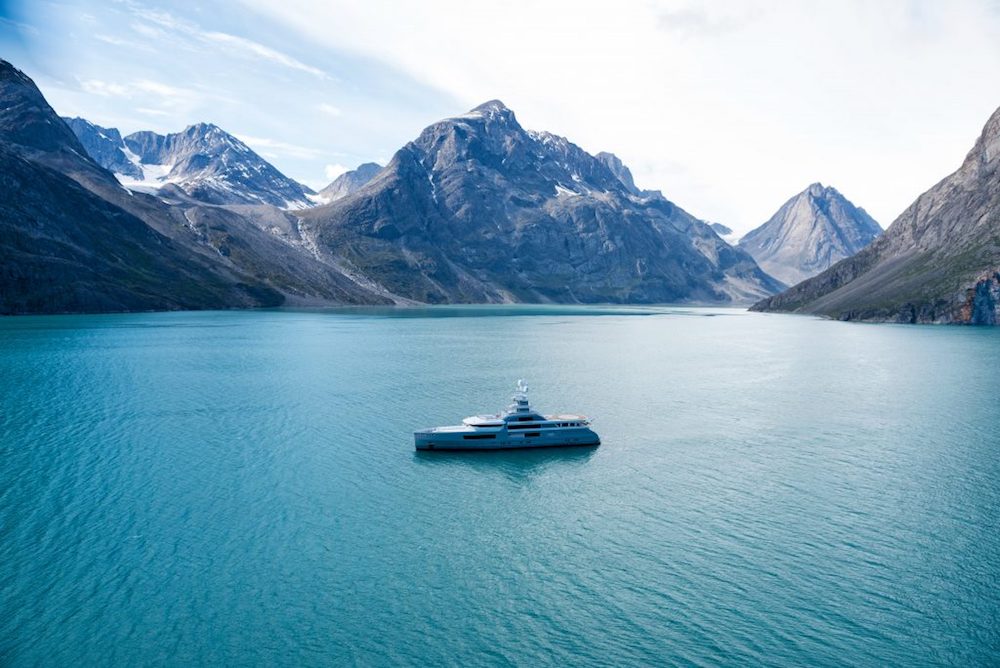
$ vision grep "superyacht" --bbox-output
[414,380,600,451]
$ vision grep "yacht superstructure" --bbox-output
[414,380,600,451]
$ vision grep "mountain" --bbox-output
[0,61,282,313]
[710,222,733,237]
[595,152,641,195]
[317,162,382,203]
[2,60,388,314]
[738,183,881,286]
[64,118,314,208]
[752,107,1000,324]
[63,117,143,180]
[296,100,783,304]
[709,222,740,246]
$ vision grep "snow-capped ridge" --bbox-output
[64,117,314,209]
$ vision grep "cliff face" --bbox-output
[299,100,783,304]
[0,60,287,314]
[739,183,881,286]
[752,106,1000,324]
[1,60,389,314]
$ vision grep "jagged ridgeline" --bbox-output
[739,183,882,287]
[0,58,783,314]
[296,100,782,304]
[63,117,315,208]
[753,106,1000,324]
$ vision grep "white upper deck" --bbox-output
[456,380,589,428]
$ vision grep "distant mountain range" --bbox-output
[0,58,784,314]
[63,117,314,208]
[753,106,1000,324]
[738,183,881,286]
[3,56,997,323]
[296,100,782,303]
[317,162,382,203]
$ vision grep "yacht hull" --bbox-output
[414,428,601,451]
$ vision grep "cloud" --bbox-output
[78,77,197,101]
[317,103,342,117]
[124,3,327,79]
[0,16,39,35]
[75,77,201,120]
[94,33,136,46]
[136,107,171,117]
[238,135,325,160]
[324,163,349,180]
[238,0,1000,233]
[203,31,326,78]
[79,79,131,97]
[657,5,762,36]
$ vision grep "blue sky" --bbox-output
[2,1,1000,232]
[0,0,460,189]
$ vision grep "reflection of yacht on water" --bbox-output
[414,380,601,451]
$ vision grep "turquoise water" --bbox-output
[1,306,998,666]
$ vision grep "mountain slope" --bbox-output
[317,162,382,203]
[2,59,391,313]
[739,183,881,286]
[297,100,782,304]
[0,61,284,313]
[0,143,282,313]
[65,118,314,208]
[63,117,143,179]
[752,107,1000,324]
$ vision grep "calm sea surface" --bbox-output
[1,306,998,666]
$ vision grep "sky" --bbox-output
[2,0,999,234]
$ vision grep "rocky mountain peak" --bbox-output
[317,161,383,203]
[0,59,87,155]
[754,104,1000,324]
[302,100,782,304]
[739,183,881,286]
[469,99,513,116]
[964,105,1000,171]
[62,116,143,179]
[64,116,313,208]
[596,151,640,194]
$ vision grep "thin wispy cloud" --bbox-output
[318,103,343,117]
[78,77,197,102]
[79,79,131,97]
[238,135,327,160]
[0,16,40,35]
[124,3,328,79]
[657,5,763,36]
[240,0,1000,233]
[135,107,171,117]
[324,163,349,180]
[203,32,326,78]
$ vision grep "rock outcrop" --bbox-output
[752,107,1000,324]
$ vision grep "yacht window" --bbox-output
[463,434,496,440]
[524,432,540,438]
